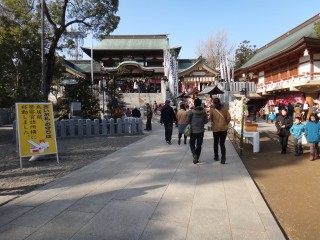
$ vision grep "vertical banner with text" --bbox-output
[16,103,58,161]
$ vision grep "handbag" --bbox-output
[301,134,308,145]
[184,124,191,136]
[184,111,193,136]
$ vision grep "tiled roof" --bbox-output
[64,60,101,73]
[239,13,320,69]
[84,34,169,50]
[178,59,198,70]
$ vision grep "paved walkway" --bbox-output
[0,122,285,240]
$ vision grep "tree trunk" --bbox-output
[44,52,56,98]
[44,32,62,99]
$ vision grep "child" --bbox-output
[289,117,305,156]
[305,113,320,160]
[269,111,276,123]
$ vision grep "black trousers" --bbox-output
[146,117,152,130]
[213,131,227,159]
[189,132,204,158]
[279,135,289,153]
[164,123,173,141]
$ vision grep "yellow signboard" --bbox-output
[16,103,58,159]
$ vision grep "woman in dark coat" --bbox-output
[275,107,293,154]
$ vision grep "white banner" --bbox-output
[163,49,179,97]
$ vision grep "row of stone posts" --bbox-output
[13,117,143,142]
[55,117,143,137]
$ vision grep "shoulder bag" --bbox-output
[184,111,193,136]
[214,109,230,128]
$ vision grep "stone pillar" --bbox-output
[69,119,75,137]
[102,119,108,135]
[116,118,122,134]
[131,118,137,134]
[86,119,92,136]
[138,118,143,133]
[94,119,99,136]
[110,118,115,135]
[124,118,129,133]
[78,119,84,136]
[60,120,66,137]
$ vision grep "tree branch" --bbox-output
[43,0,57,31]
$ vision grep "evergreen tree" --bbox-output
[235,40,257,70]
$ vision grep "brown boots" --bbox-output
[309,144,319,161]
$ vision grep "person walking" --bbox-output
[264,105,270,123]
[269,111,276,123]
[176,103,188,145]
[275,107,293,154]
[287,102,294,118]
[125,108,132,117]
[145,103,153,131]
[153,101,158,115]
[186,98,208,164]
[131,106,141,118]
[294,104,302,118]
[160,100,177,144]
[305,113,320,161]
[302,100,309,121]
[209,98,231,164]
[289,117,305,156]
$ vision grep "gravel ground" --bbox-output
[0,126,145,201]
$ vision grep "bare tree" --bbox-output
[196,30,235,82]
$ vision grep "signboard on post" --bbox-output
[16,102,59,168]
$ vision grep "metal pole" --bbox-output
[91,31,94,85]
[102,89,105,114]
[41,0,45,97]
[240,95,245,156]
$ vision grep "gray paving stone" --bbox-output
[25,211,95,240]
[187,209,232,240]
[67,187,119,213]
[71,200,156,240]
[0,205,33,226]
[231,228,269,240]
[192,183,227,211]
[240,169,271,214]
[0,224,36,240]
[114,180,169,203]
[223,172,265,232]
[140,220,187,240]
[13,187,69,207]
[259,213,286,240]
[11,198,74,228]
[151,197,194,228]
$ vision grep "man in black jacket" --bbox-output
[275,107,293,154]
[186,98,208,164]
[132,106,141,118]
[160,100,177,144]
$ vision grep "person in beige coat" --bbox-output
[176,103,189,144]
[209,98,231,164]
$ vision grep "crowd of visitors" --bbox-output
[127,97,320,163]
[159,98,230,165]
[259,99,320,160]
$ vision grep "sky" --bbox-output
[83,0,320,60]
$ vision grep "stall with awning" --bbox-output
[198,85,224,97]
